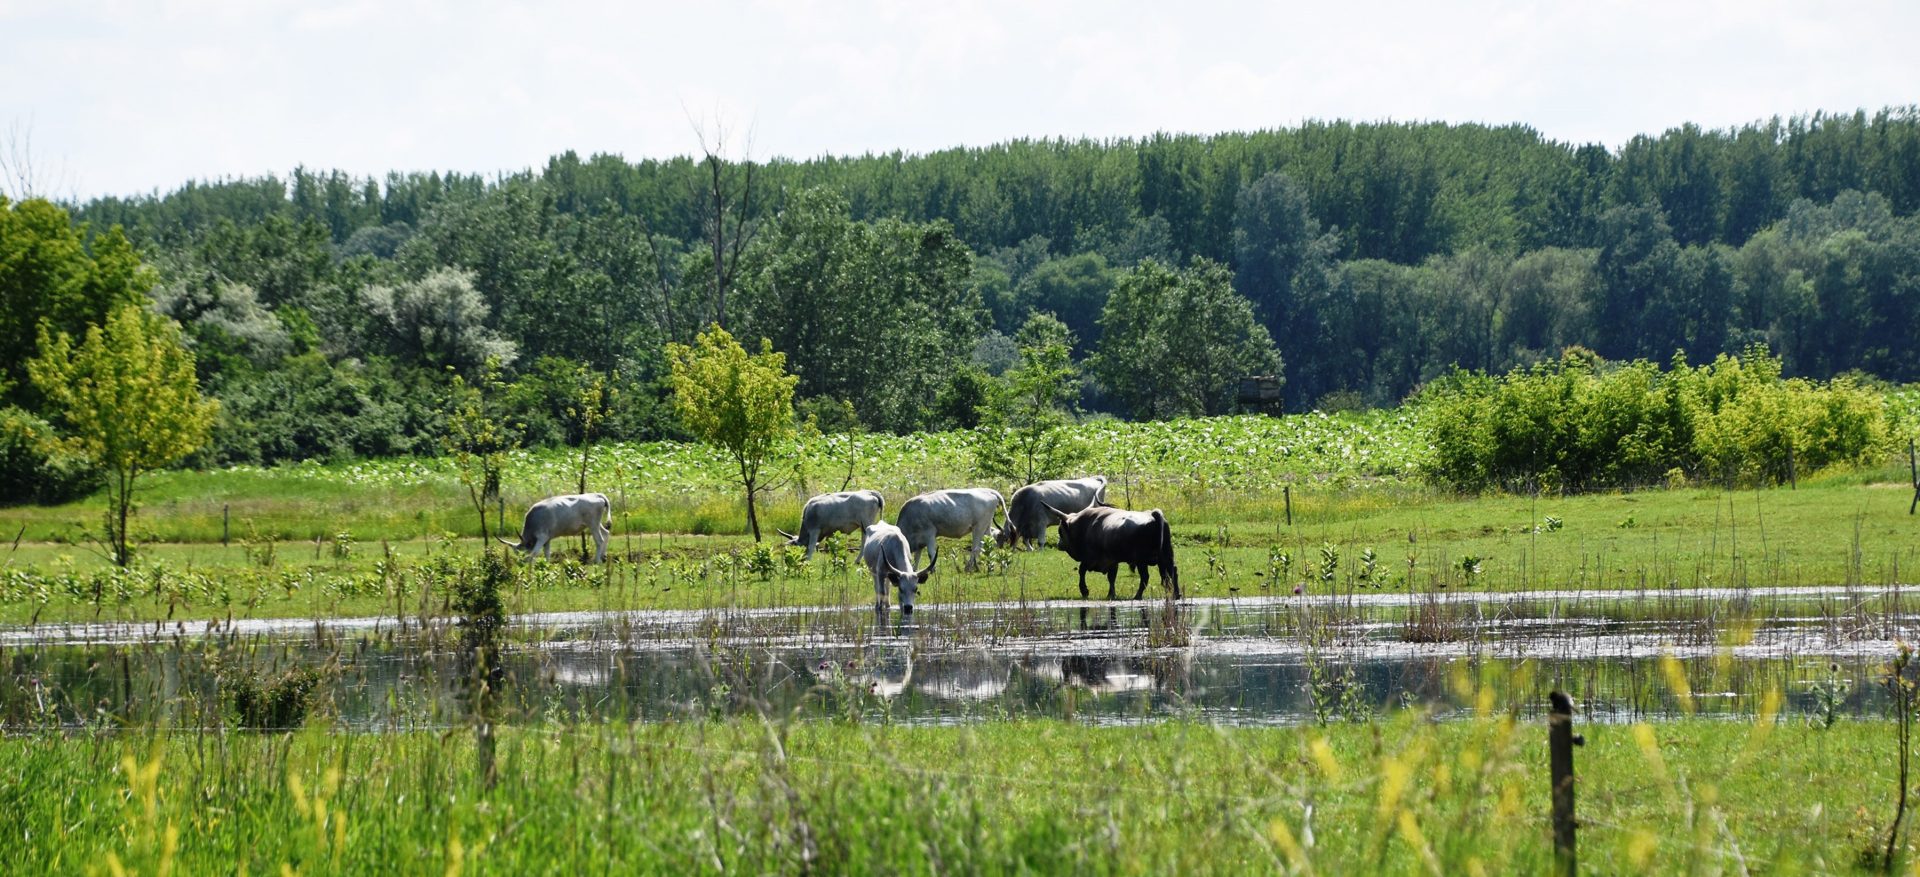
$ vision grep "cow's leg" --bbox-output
[925,536,938,570]
[1164,560,1181,599]
[803,532,816,561]
[967,528,984,572]
[592,524,610,563]
[1078,566,1090,599]
[1106,568,1120,600]
[1131,563,1149,600]
[873,569,890,610]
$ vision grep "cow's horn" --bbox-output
[1041,502,1071,521]
[496,537,521,549]
[913,556,936,579]
[776,527,798,541]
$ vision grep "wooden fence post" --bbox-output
[1283,485,1293,527]
[222,504,230,546]
[1549,690,1583,877]
[1908,439,1917,515]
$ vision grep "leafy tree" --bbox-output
[27,306,219,565]
[1092,259,1283,419]
[442,363,515,543]
[0,197,151,407]
[975,313,1087,484]
[737,188,985,432]
[667,324,798,541]
[363,268,518,373]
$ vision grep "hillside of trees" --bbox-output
[6,107,1920,476]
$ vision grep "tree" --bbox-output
[363,268,518,373]
[442,363,515,544]
[0,197,151,407]
[28,306,218,566]
[975,312,1087,484]
[667,324,798,541]
[1092,259,1283,419]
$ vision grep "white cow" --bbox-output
[499,493,611,562]
[778,489,885,559]
[997,476,1108,550]
[896,487,1005,572]
[859,522,934,614]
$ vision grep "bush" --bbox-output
[0,407,98,505]
[1426,346,1889,493]
[227,665,328,731]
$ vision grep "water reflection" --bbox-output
[2,585,1915,729]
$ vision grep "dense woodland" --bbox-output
[7,107,1920,476]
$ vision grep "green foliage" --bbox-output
[0,197,152,409]
[668,325,799,541]
[737,187,987,432]
[1426,345,1888,493]
[1092,258,1283,419]
[27,306,218,564]
[225,665,327,731]
[0,407,98,505]
[442,364,516,542]
[974,313,1087,484]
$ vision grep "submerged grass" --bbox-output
[0,714,1909,875]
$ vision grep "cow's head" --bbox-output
[887,556,935,615]
[1042,504,1077,552]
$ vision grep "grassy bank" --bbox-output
[2,460,1916,624]
[0,715,1907,875]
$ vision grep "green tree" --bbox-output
[975,313,1086,484]
[443,362,517,544]
[27,306,219,566]
[0,197,151,407]
[1092,259,1283,419]
[667,324,798,541]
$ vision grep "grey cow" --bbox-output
[778,489,885,559]
[996,476,1108,550]
[859,522,934,614]
[499,493,611,562]
[896,487,1006,572]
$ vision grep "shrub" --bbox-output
[227,665,328,731]
[1426,346,1889,493]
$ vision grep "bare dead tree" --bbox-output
[686,114,762,332]
[0,119,74,202]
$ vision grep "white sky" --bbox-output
[4,0,1917,201]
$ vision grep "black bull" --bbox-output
[1049,506,1181,600]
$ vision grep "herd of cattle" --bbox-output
[498,475,1181,614]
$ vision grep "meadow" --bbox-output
[6,407,1920,874]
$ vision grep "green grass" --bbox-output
[0,715,1907,875]
[4,460,1918,625]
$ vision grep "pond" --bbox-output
[2,585,1912,730]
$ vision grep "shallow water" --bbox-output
[2,585,1912,728]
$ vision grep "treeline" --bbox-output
[2,108,1917,475]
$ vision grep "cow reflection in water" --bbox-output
[1024,653,1192,701]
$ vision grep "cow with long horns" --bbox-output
[1043,504,1179,600]
[777,489,884,559]
[859,521,935,614]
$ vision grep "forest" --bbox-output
[6,106,1920,481]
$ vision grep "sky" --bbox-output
[3,0,1917,201]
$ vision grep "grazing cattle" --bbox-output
[777,490,884,559]
[499,493,611,563]
[859,522,935,614]
[997,476,1109,549]
[896,487,1005,572]
[1045,504,1179,600]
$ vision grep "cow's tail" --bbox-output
[1152,509,1178,596]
